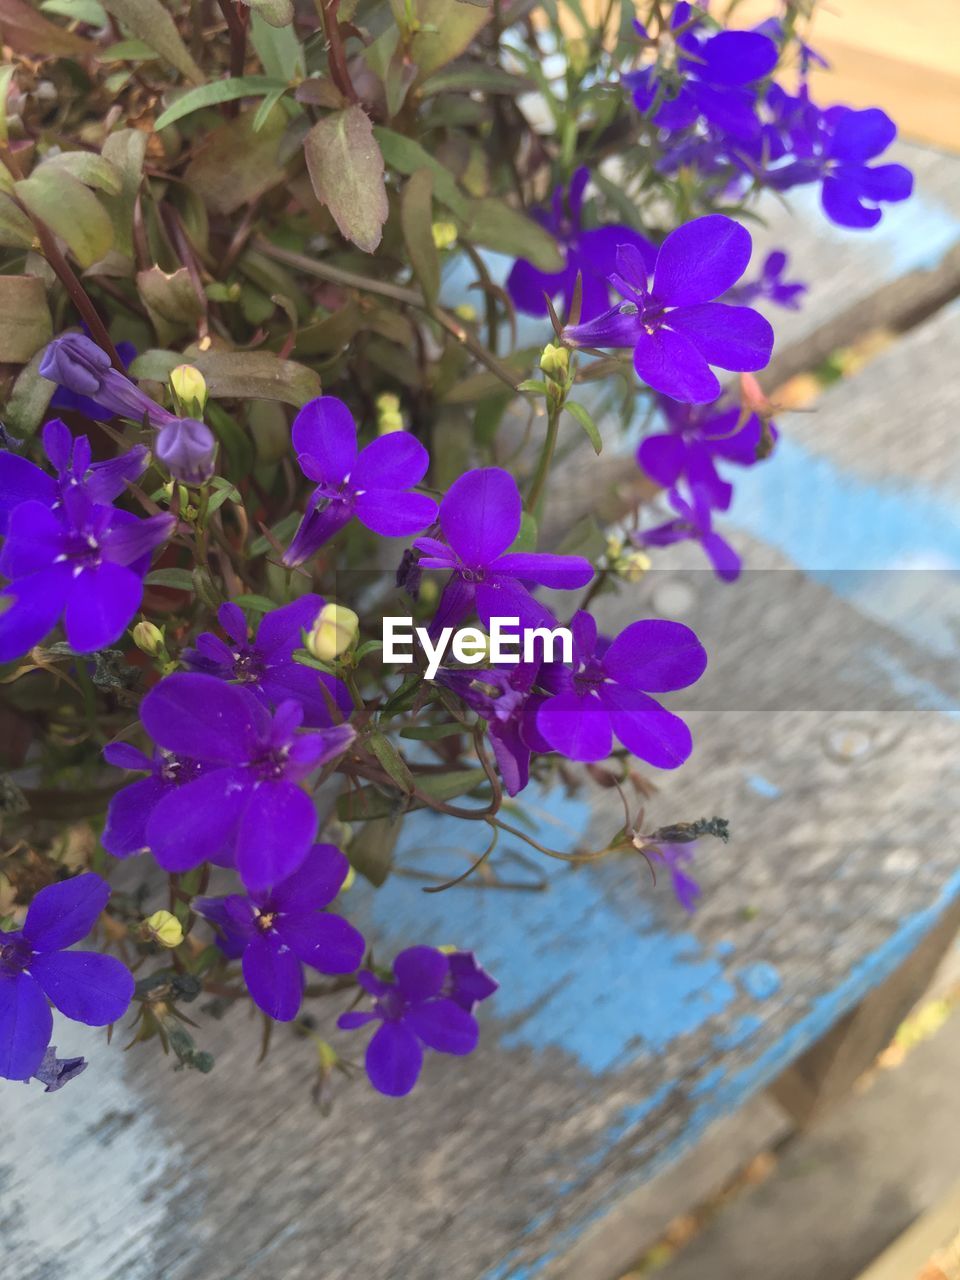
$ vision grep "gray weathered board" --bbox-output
[3,142,960,1280]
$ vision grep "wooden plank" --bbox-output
[858,1183,960,1280]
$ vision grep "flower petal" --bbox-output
[0,973,52,1080]
[64,560,143,653]
[633,327,721,404]
[601,685,694,768]
[491,552,594,590]
[828,106,896,163]
[141,672,267,764]
[506,258,569,316]
[0,499,64,578]
[0,454,56,536]
[365,1020,423,1096]
[146,767,247,871]
[702,531,742,581]
[670,303,773,372]
[241,932,303,1021]
[29,950,134,1026]
[603,620,707,691]
[352,432,430,491]
[696,30,777,84]
[278,912,365,975]
[857,163,913,204]
[394,946,448,1001]
[406,998,479,1055]
[270,843,349,913]
[194,893,257,958]
[537,691,613,762]
[637,432,686,487]
[291,397,357,484]
[440,468,520,566]
[102,776,169,858]
[255,593,324,656]
[23,873,110,951]
[234,780,317,894]
[0,567,70,663]
[821,174,882,229]
[653,215,752,306]
[354,489,438,537]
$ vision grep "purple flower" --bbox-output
[39,334,216,484]
[445,950,498,1011]
[0,483,174,661]
[283,397,438,567]
[30,1044,89,1092]
[727,250,807,311]
[337,946,487,1097]
[183,595,351,728]
[506,168,657,322]
[135,673,355,891]
[0,873,133,1082]
[536,610,706,766]
[48,330,137,421]
[633,485,741,582]
[637,398,777,510]
[101,744,205,860]
[652,843,701,912]
[0,417,147,535]
[439,662,550,796]
[195,844,365,1022]
[625,3,778,141]
[413,468,593,634]
[562,216,774,404]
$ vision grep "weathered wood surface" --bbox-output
[4,151,960,1280]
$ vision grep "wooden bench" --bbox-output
[5,147,960,1280]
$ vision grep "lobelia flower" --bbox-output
[0,873,134,1081]
[282,397,438,567]
[624,5,778,142]
[101,744,205,860]
[39,333,217,484]
[195,844,365,1022]
[413,468,594,634]
[506,168,657,322]
[0,483,175,662]
[633,485,741,582]
[445,950,498,1011]
[337,946,489,1097]
[48,327,137,421]
[637,397,777,511]
[651,843,701,912]
[562,217,774,404]
[0,417,147,535]
[183,595,352,728]
[439,662,551,796]
[726,250,807,311]
[135,673,355,891]
[30,1044,89,1092]
[535,610,707,766]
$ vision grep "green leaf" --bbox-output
[249,511,299,556]
[144,567,195,590]
[194,349,321,407]
[16,170,113,269]
[137,265,203,330]
[185,106,287,216]
[100,128,147,264]
[462,197,563,272]
[242,0,292,27]
[507,510,538,553]
[373,126,468,219]
[250,10,302,79]
[0,64,14,146]
[517,379,549,395]
[128,347,181,383]
[154,76,287,131]
[0,276,52,364]
[417,768,488,801]
[565,401,602,454]
[3,348,55,434]
[0,191,34,248]
[98,38,157,61]
[43,151,123,195]
[252,83,289,132]
[400,169,439,307]
[417,63,534,97]
[408,0,492,84]
[368,732,415,794]
[400,722,466,740]
[100,0,204,84]
[231,593,277,613]
[380,672,423,719]
[555,513,607,560]
[304,106,388,255]
[40,0,105,21]
[347,816,402,886]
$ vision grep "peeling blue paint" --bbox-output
[746,774,783,799]
[714,1014,763,1051]
[738,962,783,1000]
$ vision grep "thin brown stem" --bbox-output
[319,0,359,104]
[216,0,249,106]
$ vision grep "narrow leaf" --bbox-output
[193,349,321,407]
[44,151,123,195]
[0,0,93,56]
[100,0,204,84]
[16,170,114,269]
[154,76,287,131]
[400,169,439,307]
[565,401,603,454]
[374,126,468,218]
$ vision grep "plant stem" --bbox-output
[318,0,359,104]
[216,0,248,108]
[525,396,563,517]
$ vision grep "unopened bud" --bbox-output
[143,910,183,948]
[132,620,165,657]
[341,864,356,892]
[170,364,208,415]
[453,303,477,324]
[540,343,569,380]
[376,392,404,435]
[620,549,651,583]
[431,221,458,250]
[306,603,359,662]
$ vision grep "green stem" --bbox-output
[525,395,563,518]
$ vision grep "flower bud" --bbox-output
[376,392,404,435]
[155,418,217,485]
[170,364,208,415]
[454,303,477,324]
[341,865,356,892]
[431,221,458,250]
[143,910,183,948]
[540,343,570,381]
[132,620,165,657]
[306,603,359,662]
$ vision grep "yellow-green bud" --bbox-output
[376,392,404,435]
[132,620,165,657]
[316,1038,338,1071]
[620,550,651,583]
[437,943,458,954]
[143,910,183,948]
[453,303,477,324]
[431,221,458,251]
[170,364,208,416]
[341,865,356,892]
[540,343,570,381]
[306,603,360,662]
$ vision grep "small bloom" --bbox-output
[633,486,741,582]
[101,743,205,860]
[507,168,657,323]
[337,946,487,1097]
[153,417,216,485]
[375,392,404,434]
[431,221,458,250]
[136,673,355,890]
[562,218,774,404]
[143,910,184,948]
[439,662,549,796]
[445,951,498,1011]
[651,842,701,912]
[183,595,351,727]
[195,843,364,1022]
[536,610,707,766]
[539,343,570,381]
[283,397,438,567]
[413,468,593,635]
[306,602,360,663]
[48,330,137,422]
[30,1044,88,1092]
[0,873,134,1081]
[727,250,807,311]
